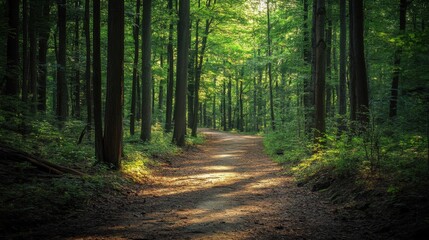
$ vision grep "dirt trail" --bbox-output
[42,129,374,239]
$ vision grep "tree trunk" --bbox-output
[37,1,51,113]
[253,74,258,132]
[173,0,190,146]
[389,0,407,118]
[351,0,369,127]
[3,0,20,97]
[239,80,244,132]
[22,0,29,102]
[303,0,314,136]
[222,81,227,131]
[349,0,357,122]
[267,0,275,131]
[130,0,141,136]
[73,0,81,118]
[325,2,332,117]
[93,0,103,163]
[29,1,38,113]
[257,49,263,131]
[212,77,217,129]
[314,0,326,141]
[165,0,175,132]
[84,0,92,135]
[338,0,347,132]
[141,0,152,142]
[192,17,212,137]
[227,77,232,130]
[56,0,68,121]
[103,0,124,169]
[158,55,164,114]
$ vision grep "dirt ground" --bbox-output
[35,129,381,240]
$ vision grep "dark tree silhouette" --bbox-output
[173,0,190,146]
[103,0,124,168]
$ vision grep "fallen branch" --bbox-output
[0,146,85,176]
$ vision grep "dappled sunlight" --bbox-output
[212,154,236,159]
[201,165,235,171]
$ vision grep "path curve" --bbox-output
[45,129,372,239]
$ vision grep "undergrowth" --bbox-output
[263,120,429,193]
[0,108,204,234]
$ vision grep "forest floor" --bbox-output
[28,129,398,240]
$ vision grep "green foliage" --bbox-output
[124,122,179,157]
[265,116,428,191]
[186,130,205,146]
[263,131,311,164]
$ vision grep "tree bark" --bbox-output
[349,0,357,122]
[351,0,369,127]
[227,77,232,130]
[93,0,103,163]
[192,16,212,137]
[389,0,407,118]
[165,0,175,132]
[84,0,92,135]
[212,77,217,129]
[303,0,315,136]
[3,0,20,97]
[267,0,275,131]
[130,0,141,136]
[22,0,29,102]
[173,0,190,146]
[29,1,38,113]
[314,0,326,141]
[338,0,347,132]
[38,1,51,112]
[141,0,152,142]
[222,81,227,131]
[239,80,244,132]
[325,2,332,117]
[158,54,164,114]
[103,0,124,168]
[72,0,81,118]
[56,0,68,121]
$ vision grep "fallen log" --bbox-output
[0,146,85,176]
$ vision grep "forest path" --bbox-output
[47,129,371,239]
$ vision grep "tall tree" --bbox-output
[173,0,190,146]
[325,2,332,116]
[37,1,51,112]
[338,0,347,132]
[212,77,217,129]
[192,0,214,137]
[29,0,39,113]
[351,0,369,127]
[389,0,408,118]
[165,0,175,132]
[22,0,29,102]
[227,77,232,130]
[84,0,92,134]
[349,0,357,122]
[103,0,124,168]
[302,0,312,134]
[3,0,20,97]
[222,81,227,131]
[72,0,81,118]
[267,0,275,131]
[56,0,68,121]
[93,0,103,162]
[314,0,326,141]
[130,0,141,135]
[141,0,152,142]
